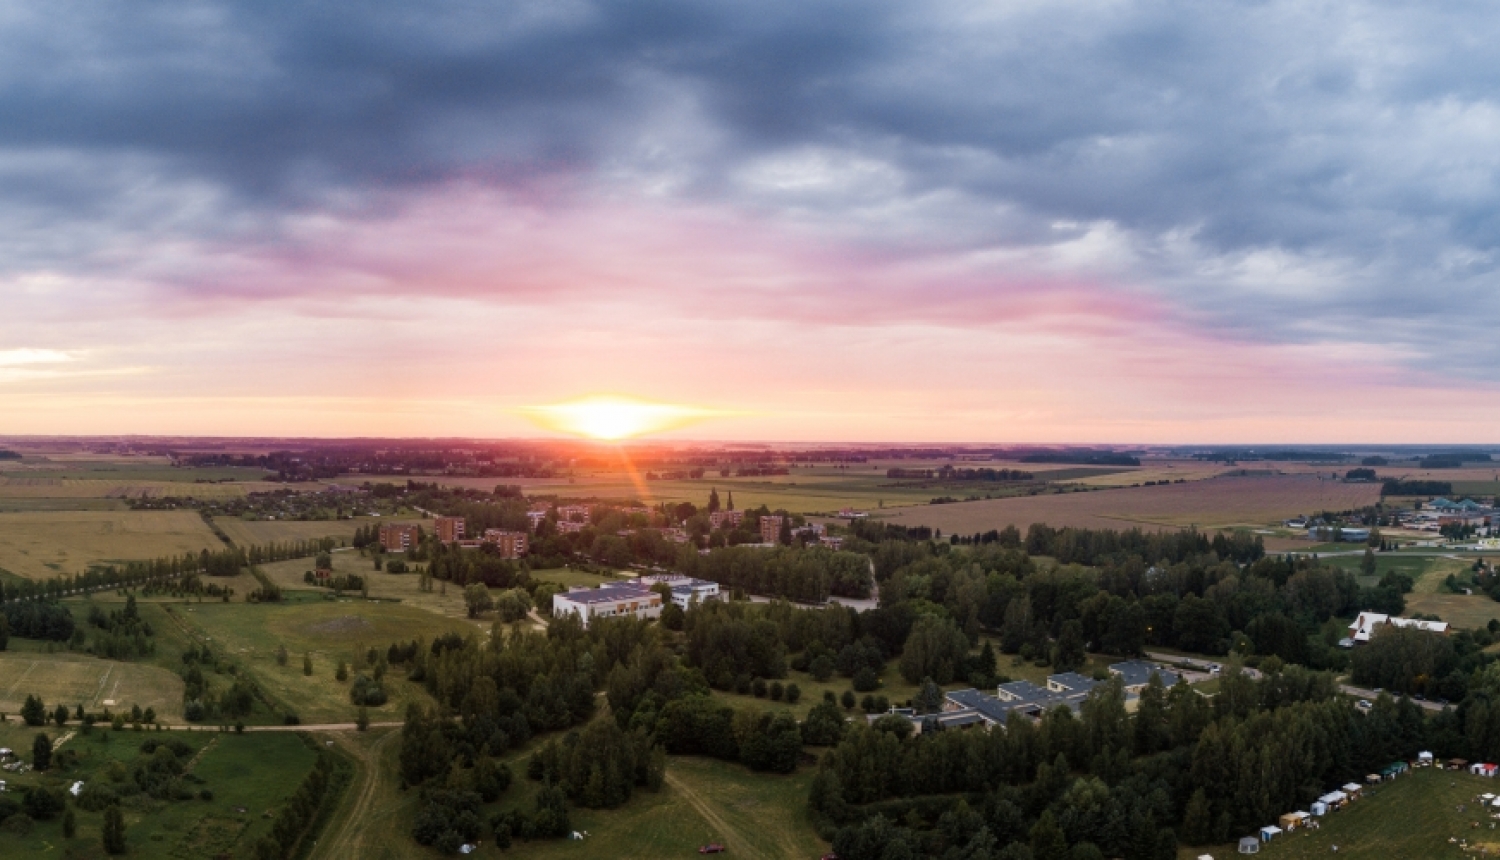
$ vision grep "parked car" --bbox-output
[1356,699,1373,711]
[700,845,726,854]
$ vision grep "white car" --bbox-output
[1356,699,1373,711]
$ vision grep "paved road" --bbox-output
[1337,684,1447,712]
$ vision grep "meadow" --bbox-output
[0,650,186,721]
[0,726,324,859]
[1189,766,1499,859]
[171,598,481,723]
[879,474,1382,535]
[0,510,225,580]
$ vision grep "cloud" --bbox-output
[0,348,73,367]
[5,0,1500,437]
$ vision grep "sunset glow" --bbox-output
[524,396,720,441]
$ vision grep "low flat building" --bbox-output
[946,672,1106,726]
[1348,612,1449,643]
[637,573,720,607]
[1109,660,1183,692]
[552,582,663,629]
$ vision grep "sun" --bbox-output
[523,395,718,440]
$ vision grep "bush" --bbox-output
[852,667,880,692]
[752,678,768,698]
[769,681,784,701]
[785,683,801,704]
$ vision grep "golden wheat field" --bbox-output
[0,510,224,579]
[878,474,1382,534]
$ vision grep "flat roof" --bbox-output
[557,586,656,605]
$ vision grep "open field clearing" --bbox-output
[0,509,225,579]
[1404,592,1500,630]
[255,550,494,622]
[1057,459,1235,487]
[174,599,476,722]
[0,650,185,719]
[212,515,420,547]
[0,729,322,859]
[880,475,1382,534]
[1190,766,1498,860]
[0,475,278,501]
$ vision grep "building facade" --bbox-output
[552,582,663,628]
[759,515,785,545]
[378,524,421,553]
[433,516,466,543]
[482,529,529,559]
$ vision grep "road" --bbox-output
[1337,683,1447,712]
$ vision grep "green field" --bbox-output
[0,726,323,859]
[1189,766,1500,859]
[0,510,226,579]
[171,599,480,723]
[254,550,496,623]
[0,650,186,721]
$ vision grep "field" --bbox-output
[172,599,480,723]
[0,510,226,579]
[1189,766,1499,859]
[0,650,186,720]
[879,474,1382,534]
[0,727,323,859]
[212,515,416,548]
[254,550,497,623]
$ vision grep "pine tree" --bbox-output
[32,732,52,771]
[708,488,721,514]
[21,693,45,726]
[1029,810,1068,860]
[53,703,68,727]
[1051,619,1086,673]
[102,805,127,854]
[726,491,734,511]
[1182,788,1213,845]
[303,653,313,676]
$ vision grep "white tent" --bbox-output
[1311,801,1328,816]
[1419,751,1434,762]
[1259,825,1283,842]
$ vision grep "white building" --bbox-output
[551,582,662,628]
[637,573,721,608]
[1347,611,1450,643]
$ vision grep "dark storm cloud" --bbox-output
[5,0,1500,372]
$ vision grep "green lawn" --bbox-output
[1187,766,1500,859]
[531,567,622,588]
[0,728,321,859]
[167,599,478,723]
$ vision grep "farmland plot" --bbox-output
[880,474,1382,534]
[0,509,226,578]
[0,651,184,718]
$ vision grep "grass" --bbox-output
[532,567,622,589]
[254,549,494,623]
[1187,766,1500,859]
[169,599,479,723]
[0,510,226,579]
[0,728,321,859]
[0,650,187,721]
[212,516,420,549]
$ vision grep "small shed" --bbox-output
[1238,836,1260,854]
[1259,825,1282,842]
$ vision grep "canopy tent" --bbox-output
[1418,751,1435,762]
[1238,837,1260,855]
[1311,801,1328,816]
[1259,825,1282,842]
[1342,783,1363,795]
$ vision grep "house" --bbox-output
[551,582,663,629]
[637,574,720,608]
[1109,660,1183,692]
[1348,612,1450,643]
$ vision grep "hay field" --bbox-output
[0,651,185,718]
[880,475,1382,534]
[1057,458,1234,488]
[0,475,278,501]
[255,550,490,623]
[212,516,420,548]
[0,509,225,579]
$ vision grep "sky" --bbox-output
[4,0,1500,443]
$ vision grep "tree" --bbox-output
[708,488,721,514]
[1182,788,1213,845]
[900,615,970,685]
[1030,810,1068,860]
[1361,547,1378,577]
[63,807,76,839]
[357,706,370,732]
[336,660,349,682]
[102,804,127,854]
[52,703,69,727]
[21,694,46,726]
[0,613,9,651]
[1052,619,1086,673]
[914,677,944,714]
[33,732,52,771]
[276,644,289,666]
[464,583,494,618]
[778,517,793,546]
[303,652,313,676]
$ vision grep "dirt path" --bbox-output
[664,770,761,859]
[310,729,401,860]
